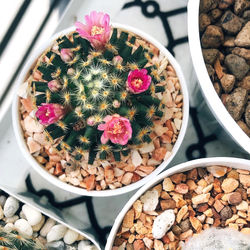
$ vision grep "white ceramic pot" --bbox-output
[0,184,101,249]
[188,0,250,154]
[105,157,250,249]
[12,23,189,197]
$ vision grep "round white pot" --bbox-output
[12,23,189,197]
[188,0,250,154]
[105,157,250,249]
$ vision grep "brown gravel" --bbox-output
[112,166,250,249]
[199,0,250,137]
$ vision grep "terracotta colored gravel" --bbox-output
[112,166,250,249]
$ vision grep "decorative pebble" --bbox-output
[47,224,67,243]
[140,190,159,212]
[3,196,19,218]
[0,196,7,207]
[22,204,42,226]
[78,240,91,250]
[46,240,65,250]
[228,192,242,205]
[0,206,3,220]
[191,193,210,205]
[14,218,33,237]
[32,215,45,232]
[152,209,175,239]
[220,206,232,221]
[63,229,79,245]
[221,178,239,193]
[236,200,248,211]
[4,215,19,224]
[206,166,227,177]
[40,218,56,237]
[139,142,155,154]
[24,116,44,133]
[131,150,142,167]
[4,222,15,232]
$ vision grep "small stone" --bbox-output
[206,64,215,80]
[143,237,153,249]
[192,193,210,205]
[220,206,232,220]
[239,174,250,187]
[202,49,219,64]
[235,21,250,47]
[189,216,202,232]
[245,103,250,128]
[131,150,142,167]
[139,142,155,154]
[122,209,134,228]
[133,240,145,250]
[4,223,15,232]
[221,10,243,34]
[32,215,45,232]
[232,47,250,61]
[206,165,227,177]
[219,0,234,9]
[27,137,41,154]
[223,36,235,47]
[187,168,198,180]
[152,209,175,239]
[0,196,7,207]
[200,0,218,13]
[225,54,249,80]
[243,10,250,20]
[152,147,167,161]
[170,173,185,184]
[199,13,211,32]
[47,224,67,243]
[22,204,42,226]
[220,74,235,93]
[209,8,223,22]
[179,229,193,241]
[226,87,248,121]
[63,229,79,245]
[0,206,3,220]
[201,25,224,48]
[234,0,249,15]
[176,205,188,223]
[140,190,159,212]
[179,218,190,232]
[46,241,65,250]
[121,173,133,186]
[160,199,176,210]
[213,199,225,212]
[40,218,56,237]
[24,116,44,133]
[14,219,33,237]
[228,192,242,205]
[3,196,19,218]
[77,240,92,250]
[236,200,248,211]
[175,184,189,194]
[222,178,239,193]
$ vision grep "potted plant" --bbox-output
[13,11,189,196]
[106,157,250,249]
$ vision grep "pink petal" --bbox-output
[97,123,106,131]
[101,133,109,144]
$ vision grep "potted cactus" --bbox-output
[13,11,188,195]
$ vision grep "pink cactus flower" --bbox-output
[75,11,111,50]
[48,80,61,92]
[127,69,151,94]
[35,103,65,125]
[60,48,74,62]
[97,114,132,145]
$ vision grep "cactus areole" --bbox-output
[29,11,170,165]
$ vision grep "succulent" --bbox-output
[0,227,45,250]
[31,11,167,164]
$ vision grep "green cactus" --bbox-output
[0,227,45,250]
[31,28,166,164]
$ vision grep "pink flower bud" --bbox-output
[112,100,121,108]
[87,116,95,126]
[60,48,74,62]
[48,80,61,92]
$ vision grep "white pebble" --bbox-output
[4,223,15,232]
[131,149,142,167]
[47,224,67,242]
[14,219,33,237]
[32,215,45,232]
[4,197,19,218]
[206,165,227,177]
[0,196,7,207]
[40,218,56,237]
[140,190,159,212]
[18,81,29,98]
[63,228,79,244]
[22,204,42,226]
[152,209,175,239]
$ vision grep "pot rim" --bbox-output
[187,0,250,154]
[12,23,189,197]
[105,156,250,249]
